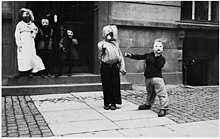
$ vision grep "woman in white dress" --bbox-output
[14,8,45,77]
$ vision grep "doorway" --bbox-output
[183,35,218,86]
[27,1,95,74]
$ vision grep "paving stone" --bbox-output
[166,121,219,137]
[63,130,125,137]
[48,119,120,136]
[119,126,185,137]
[115,117,176,129]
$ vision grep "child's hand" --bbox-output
[120,69,126,75]
[124,52,132,58]
[62,47,67,52]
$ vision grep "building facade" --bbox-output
[2,1,219,86]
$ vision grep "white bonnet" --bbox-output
[19,8,35,21]
[102,25,118,40]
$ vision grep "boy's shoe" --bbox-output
[138,104,151,110]
[104,105,110,110]
[110,104,117,110]
[158,109,167,117]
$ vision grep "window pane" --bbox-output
[181,1,192,20]
[195,1,208,21]
[211,1,219,22]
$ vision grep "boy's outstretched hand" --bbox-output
[124,52,132,58]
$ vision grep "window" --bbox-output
[211,1,219,22]
[195,1,208,21]
[181,1,219,22]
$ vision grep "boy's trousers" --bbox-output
[145,77,169,110]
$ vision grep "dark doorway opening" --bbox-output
[183,35,218,86]
[27,1,95,74]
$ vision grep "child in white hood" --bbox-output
[98,25,126,110]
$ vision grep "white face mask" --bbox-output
[153,42,164,54]
[67,30,73,37]
[41,19,49,27]
[107,34,111,40]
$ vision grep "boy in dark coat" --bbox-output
[125,38,169,117]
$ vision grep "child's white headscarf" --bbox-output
[102,25,118,40]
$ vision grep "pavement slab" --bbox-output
[118,126,185,137]
[33,100,90,112]
[115,117,176,129]
[48,119,120,136]
[102,110,157,121]
[165,120,219,137]
[63,130,125,137]
[41,109,106,123]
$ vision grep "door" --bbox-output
[27,1,95,74]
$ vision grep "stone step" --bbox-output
[3,74,101,86]
[2,82,132,96]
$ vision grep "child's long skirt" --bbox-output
[100,62,122,106]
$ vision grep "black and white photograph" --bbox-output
[1,0,219,137]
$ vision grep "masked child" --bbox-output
[125,38,169,117]
[58,28,79,77]
[98,25,126,110]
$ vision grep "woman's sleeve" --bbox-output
[14,23,22,47]
[31,23,38,38]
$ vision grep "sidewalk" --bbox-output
[2,85,219,137]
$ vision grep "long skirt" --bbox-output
[100,62,122,105]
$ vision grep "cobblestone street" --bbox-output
[122,86,219,124]
[2,85,219,137]
[2,96,53,137]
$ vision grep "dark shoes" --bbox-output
[104,104,117,110]
[158,109,167,117]
[104,105,110,110]
[138,104,167,117]
[110,104,117,110]
[138,104,151,110]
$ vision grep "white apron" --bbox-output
[15,21,45,73]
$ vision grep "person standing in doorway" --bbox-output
[98,25,126,110]
[14,8,45,78]
[58,28,79,77]
[36,17,55,77]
